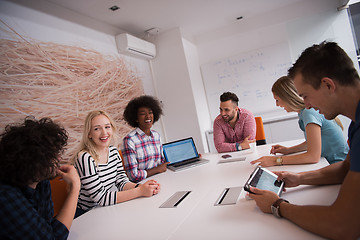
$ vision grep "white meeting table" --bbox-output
[68,139,340,240]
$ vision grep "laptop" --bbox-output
[163,137,209,172]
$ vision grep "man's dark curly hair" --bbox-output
[0,117,68,187]
[123,95,163,128]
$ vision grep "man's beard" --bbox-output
[222,113,235,122]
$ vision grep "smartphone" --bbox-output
[244,166,284,196]
[221,154,232,159]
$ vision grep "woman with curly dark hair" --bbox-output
[0,117,80,239]
[122,95,168,182]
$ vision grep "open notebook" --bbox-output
[163,137,209,171]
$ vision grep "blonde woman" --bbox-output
[251,76,349,167]
[73,110,160,218]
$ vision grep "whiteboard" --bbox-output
[201,42,292,122]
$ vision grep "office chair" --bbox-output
[50,176,68,217]
[119,149,131,179]
[118,149,126,166]
[255,116,266,145]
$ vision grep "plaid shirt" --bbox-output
[0,180,68,240]
[213,108,256,153]
[122,128,165,182]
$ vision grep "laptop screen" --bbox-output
[163,137,199,164]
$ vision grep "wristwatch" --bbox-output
[236,142,242,151]
[275,156,283,166]
[271,198,289,218]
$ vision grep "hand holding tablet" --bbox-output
[244,166,285,196]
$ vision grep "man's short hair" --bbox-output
[288,41,360,89]
[220,92,239,106]
[0,117,68,187]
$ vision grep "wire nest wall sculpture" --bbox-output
[0,27,144,161]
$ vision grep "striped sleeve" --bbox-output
[75,152,117,208]
[109,147,130,191]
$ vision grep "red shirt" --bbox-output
[213,108,256,153]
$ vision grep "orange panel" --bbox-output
[255,117,266,145]
[50,176,68,217]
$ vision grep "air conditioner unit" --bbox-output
[115,33,156,59]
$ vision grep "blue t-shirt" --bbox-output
[349,101,360,172]
[298,108,349,164]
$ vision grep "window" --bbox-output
[348,1,360,65]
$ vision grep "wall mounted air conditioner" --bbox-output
[115,33,156,59]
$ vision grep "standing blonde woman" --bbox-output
[251,76,348,167]
[73,110,160,218]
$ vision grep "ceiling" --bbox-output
[41,0,313,38]
[8,0,349,41]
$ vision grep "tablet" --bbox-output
[244,166,284,196]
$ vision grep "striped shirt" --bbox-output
[122,128,165,182]
[74,146,130,211]
[213,107,256,153]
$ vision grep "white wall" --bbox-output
[151,28,205,152]
[182,36,212,153]
[191,0,356,144]
[0,0,118,54]
[148,0,355,149]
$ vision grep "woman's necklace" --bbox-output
[98,148,109,164]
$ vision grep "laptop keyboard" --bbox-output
[172,158,200,167]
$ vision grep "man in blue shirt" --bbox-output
[249,41,360,239]
[0,117,80,239]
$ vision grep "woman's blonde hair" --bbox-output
[72,110,118,165]
[272,76,305,112]
[272,76,343,130]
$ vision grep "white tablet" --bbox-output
[244,166,284,196]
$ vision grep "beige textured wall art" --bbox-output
[0,33,144,161]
